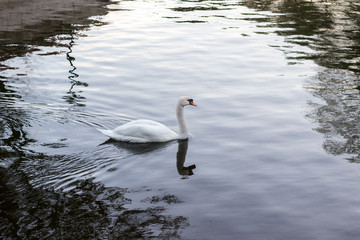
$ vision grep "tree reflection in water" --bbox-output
[242,0,360,162]
[62,34,88,107]
[306,69,360,162]
[242,0,360,73]
[0,165,189,239]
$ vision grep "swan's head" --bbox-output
[179,96,197,107]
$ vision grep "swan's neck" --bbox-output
[176,103,188,139]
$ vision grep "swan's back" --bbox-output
[98,119,178,143]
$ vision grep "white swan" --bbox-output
[98,96,197,143]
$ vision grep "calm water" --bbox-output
[1,0,360,239]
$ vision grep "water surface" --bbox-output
[1,0,360,239]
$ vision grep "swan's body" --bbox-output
[98,96,197,143]
[98,119,178,143]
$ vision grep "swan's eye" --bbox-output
[187,98,197,106]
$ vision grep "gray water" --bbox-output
[1,0,360,239]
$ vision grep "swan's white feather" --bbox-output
[98,119,178,143]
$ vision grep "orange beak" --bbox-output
[190,101,197,106]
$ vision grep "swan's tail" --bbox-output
[97,128,114,138]
[97,128,142,142]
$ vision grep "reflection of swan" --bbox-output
[176,140,196,177]
[98,96,197,143]
[100,139,170,155]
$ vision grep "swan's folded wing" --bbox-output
[98,120,178,143]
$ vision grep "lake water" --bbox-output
[1,0,360,239]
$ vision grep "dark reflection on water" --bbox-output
[239,0,360,161]
[63,35,88,107]
[0,0,109,69]
[101,139,197,179]
[0,85,31,163]
[170,0,360,73]
[176,140,196,178]
[0,166,188,239]
[0,0,110,107]
[242,0,360,73]
[306,69,360,162]
[101,139,171,155]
